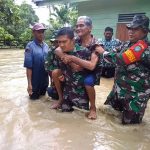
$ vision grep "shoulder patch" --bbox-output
[134,45,142,52]
[25,49,31,53]
[122,40,148,65]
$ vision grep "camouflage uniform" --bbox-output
[104,38,150,124]
[45,35,102,86]
[50,44,92,112]
[45,46,60,100]
[45,46,59,72]
[76,35,103,85]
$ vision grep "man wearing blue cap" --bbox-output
[24,23,49,100]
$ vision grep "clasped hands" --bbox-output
[60,54,73,64]
[60,54,83,72]
[94,45,105,54]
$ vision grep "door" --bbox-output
[116,23,129,42]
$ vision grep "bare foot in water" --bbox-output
[86,107,97,120]
[50,101,62,109]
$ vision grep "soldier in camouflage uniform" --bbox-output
[54,16,103,119]
[49,27,93,112]
[45,38,59,72]
[96,15,150,124]
[99,27,122,78]
[45,38,59,100]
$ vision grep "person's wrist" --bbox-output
[28,83,32,87]
[70,55,75,62]
[101,50,105,54]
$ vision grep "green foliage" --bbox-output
[0,27,14,40]
[0,1,78,46]
[0,27,5,39]
[44,28,53,43]
[19,2,39,29]
[0,0,39,45]
[20,28,32,42]
[4,33,14,41]
[49,4,78,31]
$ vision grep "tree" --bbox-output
[19,2,39,29]
[18,2,39,43]
[47,4,78,40]
[49,4,78,31]
[0,0,39,43]
[20,28,32,42]
[0,27,14,40]
[0,26,14,46]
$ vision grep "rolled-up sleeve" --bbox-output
[102,51,124,66]
[24,43,33,69]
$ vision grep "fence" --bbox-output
[0,40,29,49]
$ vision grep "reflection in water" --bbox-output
[0,49,150,150]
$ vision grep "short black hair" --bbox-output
[105,27,113,33]
[56,27,74,39]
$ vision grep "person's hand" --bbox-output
[95,45,105,54]
[27,84,33,96]
[58,75,65,82]
[60,55,66,62]
[114,47,120,52]
[55,47,64,58]
[70,63,83,72]
[61,55,73,64]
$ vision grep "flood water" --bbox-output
[0,49,150,150]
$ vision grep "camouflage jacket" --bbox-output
[56,44,92,109]
[103,38,150,112]
[45,46,59,72]
[56,44,91,84]
[45,36,103,85]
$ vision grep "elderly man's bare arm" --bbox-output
[55,47,83,72]
[55,47,65,59]
[68,52,99,71]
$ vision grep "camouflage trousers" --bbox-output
[104,92,148,124]
[61,82,89,112]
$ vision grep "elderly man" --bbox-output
[96,15,150,124]
[24,23,49,100]
[51,16,102,119]
[99,27,122,78]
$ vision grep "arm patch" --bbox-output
[122,40,148,65]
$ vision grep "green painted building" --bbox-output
[33,0,150,40]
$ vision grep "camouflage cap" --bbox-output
[50,30,58,41]
[126,15,150,32]
[50,35,57,42]
[50,38,56,42]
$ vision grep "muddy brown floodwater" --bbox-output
[0,49,150,150]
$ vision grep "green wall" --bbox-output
[77,0,150,40]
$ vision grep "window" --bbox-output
[118,12,146,23]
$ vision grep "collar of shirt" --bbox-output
[76,34,97,48]
[64,44,82,55]
[34,39,44,48]
[128,36,148,46]
[104,37,117,43]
